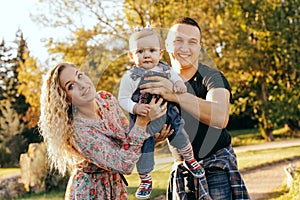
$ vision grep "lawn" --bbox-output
[230,126,296,147]
[236,146,300,170]
[0,168,20,177]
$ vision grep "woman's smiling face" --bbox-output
[59,64,96,107]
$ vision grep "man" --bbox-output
[141,17,249,200]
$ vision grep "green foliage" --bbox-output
[217,0,300,140]
[16,32,43,129]
[44,170,68,192]
[276,167,300,200]
[0,39,28,116]
[284,170,300,199]
[0,30,43,167]
[78,35,130,95]
[0,99,27,167]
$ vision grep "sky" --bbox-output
[0,0,55,63]
[0,0,119,64]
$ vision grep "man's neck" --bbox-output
[179,64,198,82]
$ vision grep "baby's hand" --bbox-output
[173,80,187,93]
[133,103,151,116]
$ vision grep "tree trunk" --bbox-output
[260,125,274,142]
[260,81,274,142]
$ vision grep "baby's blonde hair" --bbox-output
[38,62,82,176]
[129,28,164,51]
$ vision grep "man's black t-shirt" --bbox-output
[182,63,232,160]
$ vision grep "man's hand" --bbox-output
[140,76,176,102]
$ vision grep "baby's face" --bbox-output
[130,34,163,70]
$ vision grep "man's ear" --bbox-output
[128,52,134,61]
[159,50,164,59]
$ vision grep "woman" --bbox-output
[38,62,170,199]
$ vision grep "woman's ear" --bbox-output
[66,97,72,106]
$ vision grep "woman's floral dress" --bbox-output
[65,91,149,200]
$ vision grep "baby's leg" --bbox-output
[169,129,205,178]
[135,137,154,199]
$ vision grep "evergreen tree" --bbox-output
[15,29,43,129]
[0,29,43,166]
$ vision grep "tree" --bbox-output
[15,30,44,128]
[0,99,26,167]
[0,30,43,166]
[219,0,300,140]
[31,0,133,93]
[31,0,299,141]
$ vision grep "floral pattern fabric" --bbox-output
[65,91,149,200]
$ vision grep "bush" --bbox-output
[45,170,68,192]
[278,167,300,200]
[285,169,300,199]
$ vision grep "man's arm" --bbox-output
[140,76,230,129]
[175,88,230,129]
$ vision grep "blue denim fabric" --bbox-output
[136,136,155,173]
[206,167,232,200]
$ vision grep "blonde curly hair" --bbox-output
[38,63,82,176]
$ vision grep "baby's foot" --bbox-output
[135,180,152,199]
[184,158,205,178]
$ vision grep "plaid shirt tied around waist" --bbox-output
[167,145,250,200]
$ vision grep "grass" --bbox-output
[13,145,300,200]
[0,168,20,177]
[13,190,65,200]
[3,127,299,199]
[230,126,297,147]
[125,163,172,200]
[236,146,300,170]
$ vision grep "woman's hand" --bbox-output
[148,97,167,121]
[135,97,167,128]
[139,76,176,102]
[155,124,174,146]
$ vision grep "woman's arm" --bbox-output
[73,124,149,174]
[73,95,167,174]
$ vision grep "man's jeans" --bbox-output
[206,167,232,200]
